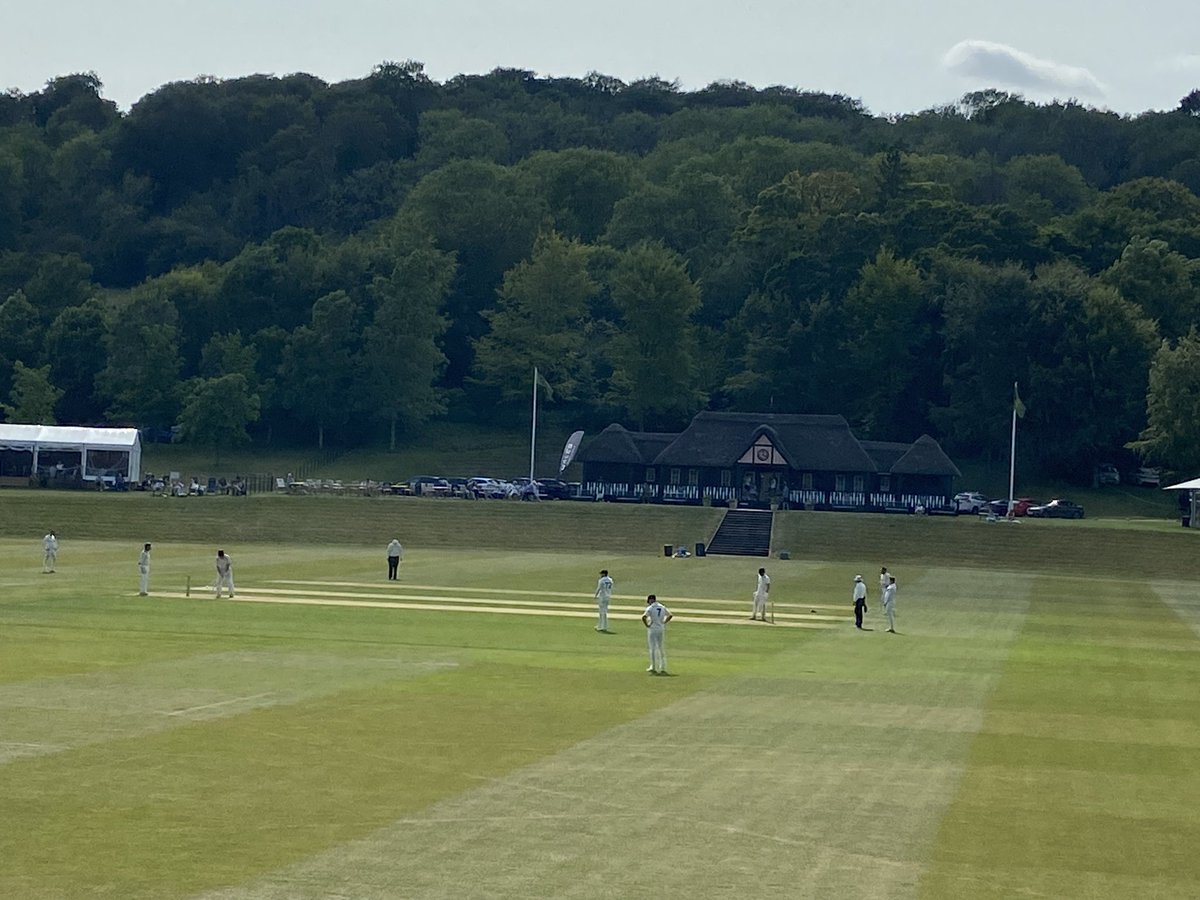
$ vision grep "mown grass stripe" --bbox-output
[920,576,1200,898]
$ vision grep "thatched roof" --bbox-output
[654,412,876,471]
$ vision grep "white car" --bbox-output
[1095,464,1119,486]
[1130,467,1161,487]
[954,491,988,513]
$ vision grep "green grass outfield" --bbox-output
[3,493,1200,898]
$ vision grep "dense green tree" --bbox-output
[2,361,62,424]
[605,169,740,273]
[1023,262,1158,476]
[928,257,1034,457]
[605,243,705,428]
[0,290,41,365]
[518,149,637,243]
[44,299,107,423]
[176,373,260,463]
[96,294,183,427]
[1102,237,1200,339]
[279,291,363,448]
[415,109,510,169]
[362,238,454,448]
[474,232,599,404]
[398,160,543,385]
[1004,154,1094,221]
[841,249,937,438]
[21,253,94,322]
[1130,330,1200,472]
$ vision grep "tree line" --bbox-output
[2,65,1200,478]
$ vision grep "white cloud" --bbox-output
[942,39,1105,97]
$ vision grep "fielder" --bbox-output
[214,549,235,598]
[751,567,770,621]
[879,566,890,605]
[882,575,897,633]
[42,530,58,573]
[386,538,403,580]
[642,594,673,675]
[594,569,614,632]
[853,574,867,629]
[138,543,152,596]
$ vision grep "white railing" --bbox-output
[830,491,866,507]
[901,493,953,510]
[788,490,827,505]
[661,484,700,501]
[582,482,951,510]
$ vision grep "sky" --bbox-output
[4,0,1199,116]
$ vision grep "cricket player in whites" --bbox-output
[595,569,614,633]
[882,575,897,633]
[642,594,673,675]
[138,543,152,595]
[214,549,235,598]
[42,530,58,573]
[751,566,770,621]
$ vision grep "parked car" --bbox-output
[954,491,988,513]
[534,477,570,499]
[986,497,1035,517]
[1095,463,1120,486]
[408,475,452,496]
[1129,467,1161,487]
[466,476,506,498]
[1027,498,1085,519]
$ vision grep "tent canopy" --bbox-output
[1163,476,1200,490]
[0,424,142,481]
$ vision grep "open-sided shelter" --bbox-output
[0,424,142,486]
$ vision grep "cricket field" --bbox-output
[2,490,1199,898]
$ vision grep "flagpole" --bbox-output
[1007,407,1017,517]
[530,366,538,484]
[1008,381,1018,518]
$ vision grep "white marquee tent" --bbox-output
[1163,476,1200,526]
[0,424,142,485]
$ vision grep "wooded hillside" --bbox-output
[2,65,1199,478]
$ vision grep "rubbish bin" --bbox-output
[695,542,706,557]
[664,544,673,557]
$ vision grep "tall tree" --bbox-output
[361,240,454,449]
[176,374,261,464]
[279,291,362,448]
[1024,262,1158,476]
[1130,330,1200,472]
[0,290,41,401]
[2,361,62,424]
[96,295,183,428]
[473,232,599,404]
[605,243,706,428]
[44,299,108,423]
[841,249,937,438]
[1102,237,1200,339]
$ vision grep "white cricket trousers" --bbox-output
[597,600,609,631]
[139,566,150,594]
[44,550,57,572]
[647,626,667,673]
[215,572,235,597]
[753,591,767,619]
[884,600,895,631]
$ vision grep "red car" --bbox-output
[986,497,1035,517]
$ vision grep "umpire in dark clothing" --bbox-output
[853,575,868,629]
